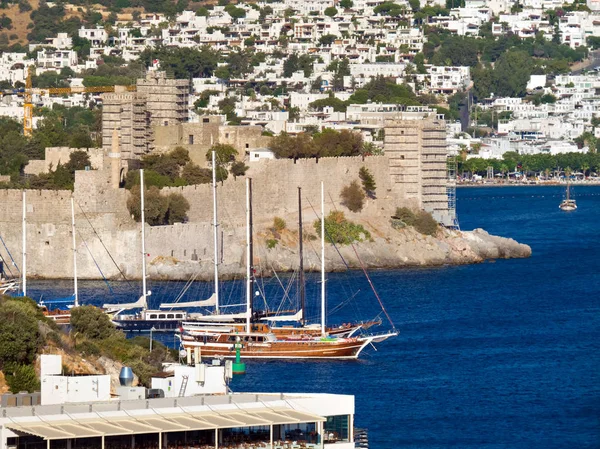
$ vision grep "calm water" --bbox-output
[26,186,600,449]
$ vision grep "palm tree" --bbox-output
[581,163,589,179]
[565,167,573,181]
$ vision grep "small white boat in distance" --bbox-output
[559,199,577,211]
[559,181,577,211]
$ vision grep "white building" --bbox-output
[36,49,78,71]
[78,26,109,46]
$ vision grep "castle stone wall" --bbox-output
[0,156,406,279]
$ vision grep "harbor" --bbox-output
[2,185,599,448]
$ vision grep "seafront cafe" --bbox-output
[0,394,354,449]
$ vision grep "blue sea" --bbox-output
[25,186,600,449]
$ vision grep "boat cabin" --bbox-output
[144,310,187,321]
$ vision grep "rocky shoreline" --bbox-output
[143,225,532,281]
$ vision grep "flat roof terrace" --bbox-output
[1,393,354,449]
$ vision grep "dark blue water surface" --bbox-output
[27,186,600,449]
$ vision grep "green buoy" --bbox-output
[232,336,246,375]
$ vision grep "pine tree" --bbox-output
[359,166,376,198]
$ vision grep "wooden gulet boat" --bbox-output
[178,180,397,360]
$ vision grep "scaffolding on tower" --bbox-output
[446,155,460,230]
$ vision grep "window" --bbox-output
[324,415,350,442]
[245,143,249,148]
[159,314,166,319]
[176,314,183,319]
[167,314,174,319]
[150,314,157,319]
[225,133,230,138]
[164,121,168,126]
[189,135,194,144]
[203,118,209,123]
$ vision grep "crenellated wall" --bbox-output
[0,156,412,280]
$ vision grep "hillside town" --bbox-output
[0,0,599,192]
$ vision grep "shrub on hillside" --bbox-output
[4,363,39,393]
[413,211,438,236]
[70,306,116,340]
[0,296,44,370]
[392,207,438,236]
[313,211,371,245]
[273,217,286,231]
[340,180,365,212]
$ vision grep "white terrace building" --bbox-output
[36,49,78,72]
[78,26,109,46]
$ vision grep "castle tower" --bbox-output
[384,108,451,226]
[101,71,190,170]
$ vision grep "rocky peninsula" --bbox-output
[147,219,532,281]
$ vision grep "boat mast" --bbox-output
[212,150,220,314]
[245,177,253,333]
[140,169,148,308]
[320,181,326,336]
[22,190,26,297]
[71,197,78,307]
[298,187,306,326]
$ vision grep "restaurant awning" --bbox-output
[4,407,325,441]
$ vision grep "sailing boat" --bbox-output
[178,181,398,360]
[559,177,577,211]
[104,169,189,331]
[180,182,376,337]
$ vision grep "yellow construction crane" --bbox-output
[21,66,136,136]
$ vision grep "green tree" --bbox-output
[359,166,376,198]
[313,129,363,157]
[0,296,43,370]
[492,50,534,97]
[230,160,249,179]
[324,6,338,16]
[318,34,336,46]
[340,0,353,7]
[181,163,211,184]
[270,132,316,160]
[431,36,479,67]
[139,46,219,79]
[70,305,116,340]
[4,364,40,393]
[206,143,238,164]
[165,193,190,224]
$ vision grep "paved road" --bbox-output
[571,49,600,74]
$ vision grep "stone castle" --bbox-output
[1,74,456,280]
